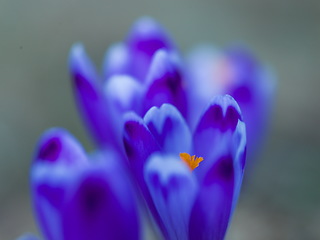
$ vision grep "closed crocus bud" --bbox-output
[123,95,246,240]
[31,128,140,240]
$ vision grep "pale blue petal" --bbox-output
[144,104,192,154]
[145,153,198,240]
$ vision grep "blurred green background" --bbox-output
[1,0,320,239]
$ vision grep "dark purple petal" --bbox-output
[69,43,120,149]
[193,95,242,163]
[143,104,192,154]
[123,113,171,236]
[62,159,140,240]
[125,17,175,81]
[123,113,160,197]
[123,113,160,166]
[35,128,87,164]
[32,137,140,240]
[31,129,88,240]
[189,155,234,240]
[145,154,198,240]
[189,99,247,240]
[142,50,188,117]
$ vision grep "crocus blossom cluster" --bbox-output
[20,17,274,240]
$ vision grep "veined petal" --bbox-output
[104,75,143,115]
[126,17,175,81]
[143,104,192,154]
[69,43,119,149]
[102,43,131,80]
[143,50,188,117]
[144,154,198,240]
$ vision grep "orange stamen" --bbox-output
[179,153,204,171]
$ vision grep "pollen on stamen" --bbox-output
[179,153,204,171]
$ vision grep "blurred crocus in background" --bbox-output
[20,17,274,240]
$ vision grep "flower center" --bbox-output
[179,153,204,171]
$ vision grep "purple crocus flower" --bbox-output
[123,95,246,240]
[28,128,140,240]
[69,17,273,164]
[69,17,187,151]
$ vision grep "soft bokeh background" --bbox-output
[1,0,319,239]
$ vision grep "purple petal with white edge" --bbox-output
[193,95,243,175]
[61,152,140,240]
[189,96,246,240]
[31,129,88,240]
[126,17,175,81]
[32,131,140,240]
[104,74,143,115]
[16,234,40,240]
[189,126,246,240]
[144,104,192,154]
[142,50,188,117]
[35,128,87,165]
[69,43,119,149]
[102,43,131,80]
[122,113,169,236]
[145,153,198,240]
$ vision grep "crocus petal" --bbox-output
[69,43,119,149]
[61,154,140,240]
[32,130,140,240]
[189,95,246,240]
[224,46,276,160]
[122,113,170,236]
[193,95,243,175]
[31,128,88,240]
[123,112,160,196]
[185,45,222,128]
[145,154,198,240]
[103,74,143,115]
[143,104,192,154]
[189,154,234,240]
[142,50,188,117]
[126,17,174,81]
[35,128,87,165]
[102,43,131,80]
